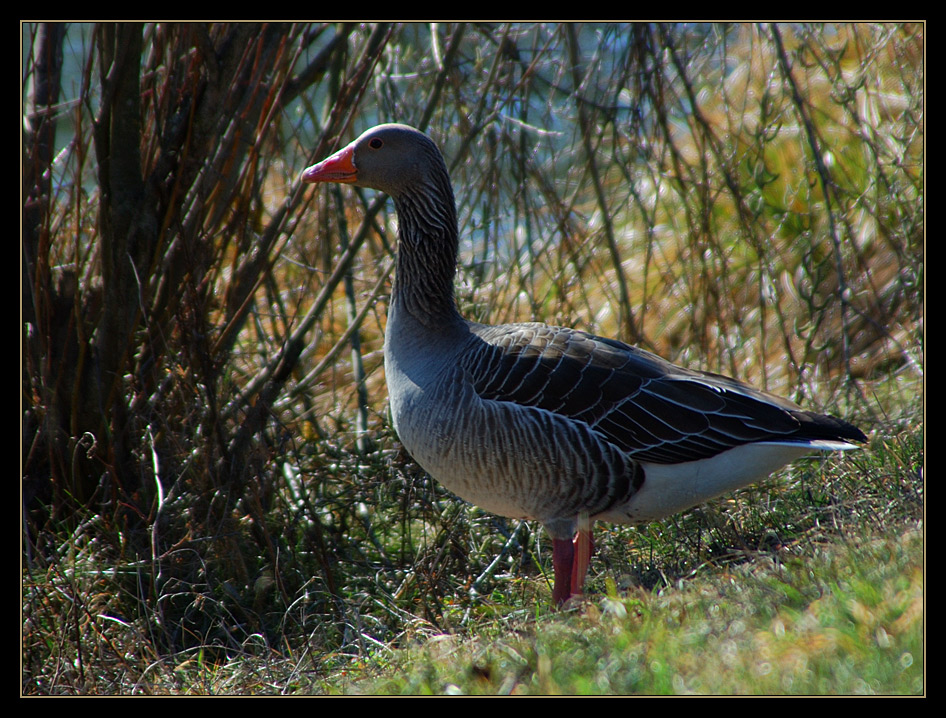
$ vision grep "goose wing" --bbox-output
[464,323,864,465]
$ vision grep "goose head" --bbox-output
[302,123,449,201]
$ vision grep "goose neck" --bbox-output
[390,189,463,327]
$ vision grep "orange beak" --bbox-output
[302,144,357,184]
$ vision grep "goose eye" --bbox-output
[369,138,383,149]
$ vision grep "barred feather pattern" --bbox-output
[464,322,865,465]
[303,123,866,590]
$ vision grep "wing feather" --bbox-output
[465,323,864,464]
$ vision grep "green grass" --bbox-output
[24,401,921,695]
[344,526,922,695]
[315,416,923,695]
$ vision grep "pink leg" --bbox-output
[552,538,574,605]
[571,528,595,598]
[552,529,596,605]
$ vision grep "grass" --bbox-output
[318,406,923,696]
[342,530,922,695]
[22,392,923,695]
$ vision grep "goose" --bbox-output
[302,123,867,605]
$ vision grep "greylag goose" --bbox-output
[302,123,867,605]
